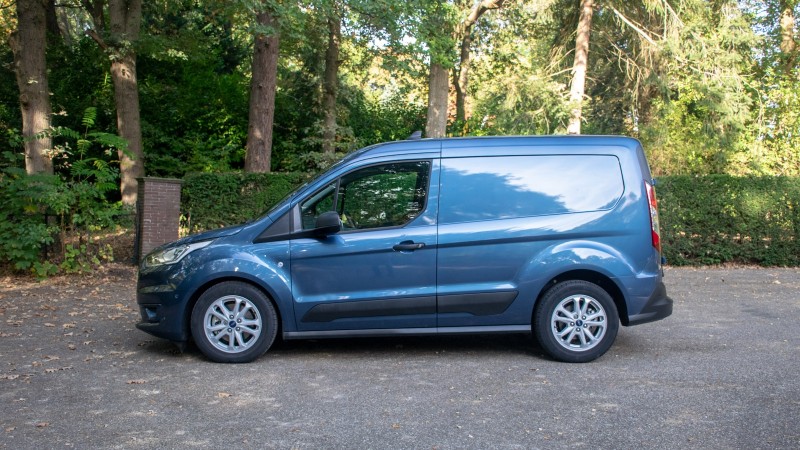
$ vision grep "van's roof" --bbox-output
[344,135,643,163]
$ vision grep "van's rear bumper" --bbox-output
[626,281,672,326]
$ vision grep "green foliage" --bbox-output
[0,108,125,276]
[0,154,60,271]
[658,175,800,266]
[182,171,312,232]
[339,84,427,148]
[137,35,249,176]
[745,68,800,176]
[473,56,571,135]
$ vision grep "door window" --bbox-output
[300,161,431,231]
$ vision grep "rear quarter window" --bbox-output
[440,155,623,224]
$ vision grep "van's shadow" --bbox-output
[136,333,544,360]
[272,333,541,358]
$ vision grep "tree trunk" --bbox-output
[108,0,144,205]
[453,0,504,130]
[779,0,798,74]
[425,62,449,138]
[321,14,340,155]
[45,0,61,38]
[454,32,472,126]
[10,0,53,175]
[567,0,594,135]
[245,10,280,173]
[110,54,143,204]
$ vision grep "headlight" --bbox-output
[144,241,212,268]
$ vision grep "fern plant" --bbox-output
[0,107,132,275]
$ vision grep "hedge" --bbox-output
[657,175,799,266]
[182,172,311,232]
[182,172,800,266]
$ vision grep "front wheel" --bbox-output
[533,280,619,363]
[191,281,278,363]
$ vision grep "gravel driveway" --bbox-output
[1,265,798,449]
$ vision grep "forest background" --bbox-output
[0,0,799,274]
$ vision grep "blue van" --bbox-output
[137,136,672,363]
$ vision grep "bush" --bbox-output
[0,152,121,276]
[657,175,800,266]
[182,172,312,232]
[0,108,126,276]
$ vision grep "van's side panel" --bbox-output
[436,139,658,327]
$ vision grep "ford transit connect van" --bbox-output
[137,136,672,363]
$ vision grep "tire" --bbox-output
[190,281,278,363]
[533,280,619,363]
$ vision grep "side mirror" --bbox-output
[314,211,342,236]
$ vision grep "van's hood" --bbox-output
[169,223,249,247]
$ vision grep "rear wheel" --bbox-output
[533,280,619,363]
[191,281,278,363]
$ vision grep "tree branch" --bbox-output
[459,0,505,36]
[85,28,108,51]
[609,6,657,47]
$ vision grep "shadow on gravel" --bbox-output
[135,333,544,362]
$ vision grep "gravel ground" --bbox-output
[0,265,798,449]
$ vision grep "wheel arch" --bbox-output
[534,269,629,326]
[183,275,285,343]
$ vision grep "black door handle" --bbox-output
[393,241,425,251]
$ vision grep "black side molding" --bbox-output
[438,291,518,316]
[302,297,437,323]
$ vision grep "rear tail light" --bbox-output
[645,180,661,254]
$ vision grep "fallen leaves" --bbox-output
[0,263,140,391]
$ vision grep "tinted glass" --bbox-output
[300,161,430,231]
[440,155,623,223]
[300,183,336,230]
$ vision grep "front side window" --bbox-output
[300,161,430,231]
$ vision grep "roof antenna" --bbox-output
[407,130,422,140]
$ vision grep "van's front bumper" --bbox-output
[136,282,190,343]
[626,281,672,326]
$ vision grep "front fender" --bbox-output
[175,243,296,333]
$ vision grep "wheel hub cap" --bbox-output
[550,294,607,352]
[203,295,263,354]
